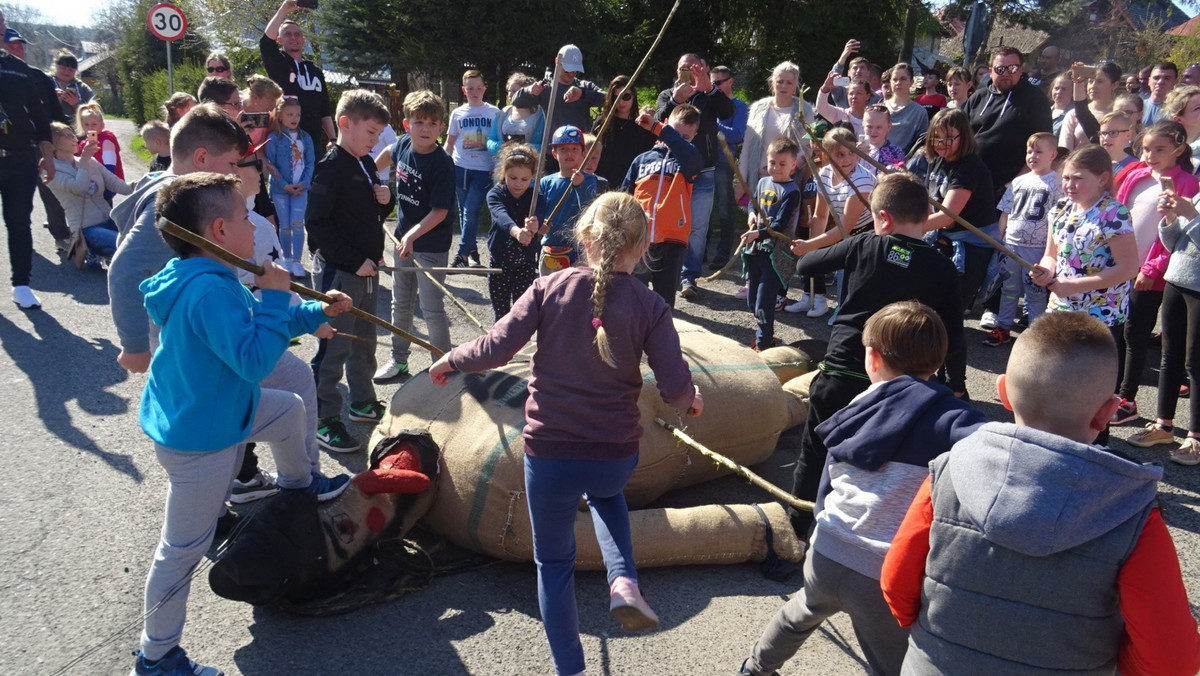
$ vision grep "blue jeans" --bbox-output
[455,165,491,258]
[82,218,119,257]
[272,190,308,263]
[681,168,716,284]
[747,254,781,346]
[525,452,639,675]
[713,162,736,259]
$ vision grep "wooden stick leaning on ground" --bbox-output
[382,226,487,333]
[528,60,564,219]
[654,417,815,512]
[155,217,446,358]
[831,135,1040,274]
[699,133,792,283]
[543,0,683,226]
[377,265,501,275]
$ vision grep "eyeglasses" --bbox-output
[223,99,244,110]
[282,95,298,101]
[1098,129,1131,137]
[932,135,961,146]
[237,157,263,171]
[207,66,230,74]
[619,92,634,101]
[991,64,1021,75]
[712,78,731,87]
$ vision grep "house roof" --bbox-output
[1168,14,1200,35]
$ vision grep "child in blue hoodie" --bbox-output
[131,173,353,676]
[740,301,985,676]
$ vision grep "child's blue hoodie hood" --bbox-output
[139,257,326,452]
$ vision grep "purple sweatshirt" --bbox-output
[447,266,695,460]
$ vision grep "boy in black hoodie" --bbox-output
[740,301,984,676]
[305,89,396,453]
[786,172,963,539]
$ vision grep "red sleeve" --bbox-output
[880,476,933,627]
[1117,508,1200,676]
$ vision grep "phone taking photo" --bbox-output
[296,0,318,9]
[677,67,695,87]
[242,112,272,129]
[1162,176,1176,194]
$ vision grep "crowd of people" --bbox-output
[3,2,1200,672]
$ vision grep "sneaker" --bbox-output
[468,251,483,268]
[806,295,829,318]
[316,418,361,453]
[290,472,352,501]
[11,285,41,309]
[749,336,780,352]
[773,295,787,312]
[733,285,749,300]
[609,576,659,633]
[1182,383,1192,398]
[230,469,279,504]
[348,399,386,422]
[290,261,307,278]
[1170,437,1200,466]
[1111,399,1139,425]
[981,328,1011,347]
[373,359,410,383]
[979,310,999,331]
[450,254,470,269]
[1128,423,1176,448]
[130,646,224,676]
[680,280,698,300]
[783,294,811,313]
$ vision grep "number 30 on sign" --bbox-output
[147,3,187,41]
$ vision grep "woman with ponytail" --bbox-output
[429,191,703,676]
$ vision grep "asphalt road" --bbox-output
[2,119,1198,675]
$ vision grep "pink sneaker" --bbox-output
[609,575,659,633]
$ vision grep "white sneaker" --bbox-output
[11,286,41,309]
[979,310,999,331]
[373,359,410,383]
[733,285,749,300]
[291,261,307,278]
[807,295,829,318]
[784,293,811,313]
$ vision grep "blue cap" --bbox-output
[5,28,28,44]
[551,125,583,146]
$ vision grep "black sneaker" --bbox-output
[981,328,1011,347]
[468,251,483,268]
[348,400,385,422]
[1112,398,1139,425]
[450,254,469,269]
[316,418,360,453]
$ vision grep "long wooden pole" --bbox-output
[654,418,814,512]
[382,226,486,333]
[528,59,564,219]
[156,218,445,357]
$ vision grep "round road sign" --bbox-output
[147,3,187,42]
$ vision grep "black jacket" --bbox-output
[0,51,51,151]
[305,145,395,274]
[655,86,735,169]
[962,76,1052,196]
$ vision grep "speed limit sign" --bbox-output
[147,3,187,42]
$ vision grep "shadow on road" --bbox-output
[0,309,140,480]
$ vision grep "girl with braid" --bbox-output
[430,191,703,676]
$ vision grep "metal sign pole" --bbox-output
[166,41,173,92]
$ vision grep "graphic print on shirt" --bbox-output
[395,159,424,209]
[458,114,492,152]
[292,59,323,92]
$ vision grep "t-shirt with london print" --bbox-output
[448,103,501,172]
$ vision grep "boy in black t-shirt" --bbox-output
[785,172,963,540]
[372,90,456,383]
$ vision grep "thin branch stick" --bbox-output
[654,418,814,512]
[529,60,564,219]
[831,136,1039,273]
[334,331,387,347]
[382,226,486,333]
[796,119,872,215]
[155,218,445,358]
[377,265,501,274]
[543,0,683,226]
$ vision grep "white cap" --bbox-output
[558,44,585,73]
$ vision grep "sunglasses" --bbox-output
[712,78,731,87]
[933,135,961,146]
[991,64,1021,75]
[207,65,230,74]
[237,157,263,171]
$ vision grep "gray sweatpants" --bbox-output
[315,268,378,419]
[388,249,451,363]
[261,350,320,474]
[140,389,314,660]
[744,549,909,676]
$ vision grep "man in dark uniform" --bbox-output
[0,10,56,309]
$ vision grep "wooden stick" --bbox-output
[382,227,487,333]
[155,218,445,358]
[334,331,387,347]
[796,119,872,215]
[654,417,814,512]
[831,135,1039,273]
[798,137,849,241]
[543,0,683,227]
[529,59,564,219]
[376,265,502,275]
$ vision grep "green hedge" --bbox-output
[128,62,208,126]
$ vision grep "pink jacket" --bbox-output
[1116,165,1199,291]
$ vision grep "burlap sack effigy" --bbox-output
[371,319,817,568]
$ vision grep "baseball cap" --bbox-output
[558,45,584,73]
[551,125,584,147]
[5,28,28,44]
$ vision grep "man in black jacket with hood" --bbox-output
[962,46,1052,198]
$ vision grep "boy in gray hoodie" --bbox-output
[740,301,985,676]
